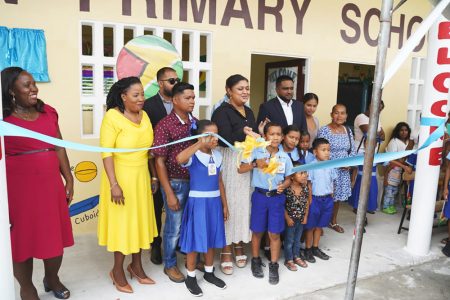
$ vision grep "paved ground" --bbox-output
[14,203,449,300]
[291,257,450,300]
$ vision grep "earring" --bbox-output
[12,96,15,103]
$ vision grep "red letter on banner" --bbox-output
[429,147,442,166]
[438,22,450,39]
[430,100,447,117]
[437,48,450,64]
[433,72,450,93]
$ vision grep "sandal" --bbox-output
[328,223,345,233]
[284,260,298,271]
[294,257,308,268]
[220,253,233,275]
[441,238,449,245]
[233,245,248,268]
[43,278,71,299]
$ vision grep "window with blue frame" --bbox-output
[0,26,50,82]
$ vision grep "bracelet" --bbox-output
[110,182,118,189]
[151,177,159,181]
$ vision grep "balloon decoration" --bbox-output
[116,35,183,98]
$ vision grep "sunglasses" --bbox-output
[160,78,181,85]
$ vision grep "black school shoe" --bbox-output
[185,276,203,297]
[204,271,226,289]
[443,242,450,257]
[251,257,265,278]
[304,248,316,263]
[268,262,279,285]
[312,247,330,260]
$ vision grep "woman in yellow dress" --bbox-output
[98,77,158,293]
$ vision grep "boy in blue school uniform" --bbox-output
[239,122,293,285]
[304,138,338,263]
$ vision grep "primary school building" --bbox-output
[2,1,449,299]
[0,0,432,235]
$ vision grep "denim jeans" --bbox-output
[383,185,399,209]
[284,219,304,262]
[160,179,190,268]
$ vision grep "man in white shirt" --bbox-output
[256,75,307,132]
[354,101,385,153]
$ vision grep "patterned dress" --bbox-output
[317,125,356,201]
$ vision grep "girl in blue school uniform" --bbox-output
[176,120,229,297]
[239,122,293,285]
[298,131,315,164]
[350,138,380,215]
[279,125,301,163]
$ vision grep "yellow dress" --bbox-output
[98,109,157,254]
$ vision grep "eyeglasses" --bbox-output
[160,78,181,85]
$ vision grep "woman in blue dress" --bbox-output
[177,120,229,297]
[317,104,356,233]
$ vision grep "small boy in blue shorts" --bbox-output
[239,122,292,285]
[304,138,337,263]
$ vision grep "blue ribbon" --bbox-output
[0,117,445,173]
[290,117,446,173]
[0,120,236,152]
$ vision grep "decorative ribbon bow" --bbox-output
[234,135,270,167]
[262,156,281,190]
[234,135,270,160]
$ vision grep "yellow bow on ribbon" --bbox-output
[234,135,271,167]
[234,135,270,160]
[262,156,281,191]
[262,156,280,175]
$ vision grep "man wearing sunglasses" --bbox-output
[143,67,180,266]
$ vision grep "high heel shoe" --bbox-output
[127,264,155,284]
[109,271,133,293]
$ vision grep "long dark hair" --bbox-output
[225,74,248,91]
[1,67,45,117]
[106,76,142,113]
[303,92,319,104]
[390,122,411,141]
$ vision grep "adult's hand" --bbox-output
[167,193,180,211]
[111,184,125,205]
[65,181,74,205]
[151,179,159,194]
[258,118,270,135]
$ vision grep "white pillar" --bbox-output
[0,79,16,299]
[406,16,450,256]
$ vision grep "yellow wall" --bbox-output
[0,0,431,233]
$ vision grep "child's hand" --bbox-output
[276,183,285,194]
[223,206,230,221]
[302,214,308,225]
[404,165,413,174]
[255,158,268,169]
[199,136,214,147]
[286,216,294,227]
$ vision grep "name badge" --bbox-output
[208,163,217,176]
[277,162,285,174]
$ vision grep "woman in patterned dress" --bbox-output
[317,104,356,233]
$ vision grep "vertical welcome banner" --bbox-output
[0,82,15,299]
[407,16,450,256]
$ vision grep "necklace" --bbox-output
[14,108,33,120]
